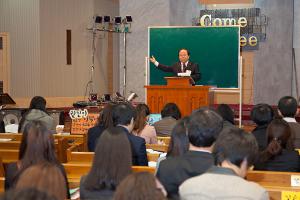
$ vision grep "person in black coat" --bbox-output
[80,127,132,200]
[156,108,223,199]
[87,103,115,151]
[112,103,148,166]
[150,48,200,82]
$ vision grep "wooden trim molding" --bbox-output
[0,32,11,93]
[6,96,86,108]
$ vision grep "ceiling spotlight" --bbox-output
[124,15,132,23]
[103,16,111,23]
[94,16,102,23]
[114,16,122,24]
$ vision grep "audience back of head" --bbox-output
[112,103,136,127]
[114,172,166,200]
[167,117,189,157]
[18,96,54,133]
[29,96,47,112]
[213,128,258,177]
[0,188,57,200]
[278,96,298,117]
[133,103,150,134]
[251,103,274,126]
[188,107,223,147]
[18,121,58,171]
[15,163,67,200]
[98,103,115,128]
[266,119,293,155]
[161,103,181,120]
[216,104,235,124]
[84,127,132,191]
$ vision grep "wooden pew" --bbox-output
[147,153,160,162]
[0,149,19,163]
[0,158,4,177]
[0,133,22,141]
[66,150,160,164]
[0,177,4,193]
[63,163,155,188]
[0,133,87,152]
[146,144,168,152]
[157,136,171,145]
[0,141,68,164]
[67,151,93,164]
[246,170,300,187]
[0,141,21,149]
[55,137,69,163]
[54,134,87,152]
[246,170,300,200]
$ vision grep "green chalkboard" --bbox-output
[149,26,240,88]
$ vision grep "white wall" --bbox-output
[40,0,94,97]
[0,0,40,97]
[0,0,120,98]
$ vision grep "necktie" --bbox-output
[181,63,185,72]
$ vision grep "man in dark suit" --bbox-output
[112,103,148,166]
[156,107,223,199]
[250,103,274,151]
[278,96,300,148]
[150,48,200,82]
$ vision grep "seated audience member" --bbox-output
[80,127,132,200]
[179,128,269,200]
[133,103,158,144]
[255,119,300,172]
[87,103,115,151]
[155,117,190,173]
[0,188,56,200]
[18,96,55,133]
[114,172,167,200]
[250,103,274,151]
[112,103,148,166]
[15,163,67,200]
[216,104,236,129]
[278,96,300,147]
[156,108,223,198]
[4,121,70,198]
[153,103,181,136]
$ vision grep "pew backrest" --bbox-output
[146,144,168,152]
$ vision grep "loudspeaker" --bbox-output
[0,109,23,126]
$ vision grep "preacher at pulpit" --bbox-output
[149,48,200,82]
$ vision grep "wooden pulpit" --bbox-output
[145,77,213,116]
[165,77,194,86]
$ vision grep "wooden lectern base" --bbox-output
[145,77,213,116]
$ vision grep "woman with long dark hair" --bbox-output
[80,127,132,200]
[254,119,300,172]
[5,121,70,198]
[15,163,67,200]
[114,172,166,200]
[133,104,157,144]
[155,117,190,173]
[87,103,115,151]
